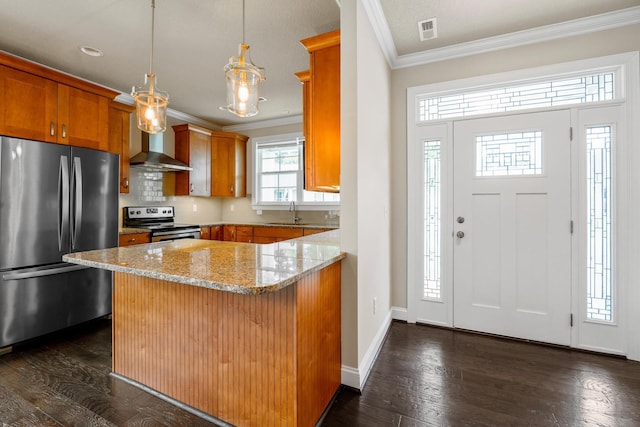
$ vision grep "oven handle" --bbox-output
[151,229,201,237]
[152,231,201,242]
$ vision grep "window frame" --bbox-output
[251,133,340,210]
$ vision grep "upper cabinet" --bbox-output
[109,101,135,193]
[173,124,212,197]
[297,30,340,193]
[211,131,248,198]
[0,53,116,151]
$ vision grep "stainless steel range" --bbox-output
[123,206,200,242]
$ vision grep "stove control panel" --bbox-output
[125,206,175,220]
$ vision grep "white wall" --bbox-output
[340,0,393,389]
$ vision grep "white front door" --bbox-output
[452,110,572,345]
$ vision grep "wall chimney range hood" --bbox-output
[130,133,192,172]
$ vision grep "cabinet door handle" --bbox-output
[129,238,136,243]
[61,124,67,139]
[50,122,55,136]
[124,178,129,189]
[230,185,234,194]
[190,183,194,193]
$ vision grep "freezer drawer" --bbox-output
[0,263,112,347]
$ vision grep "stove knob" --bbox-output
[136,210,141,215]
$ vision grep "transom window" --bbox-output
[253,133,340,208]
[418,71,615,121]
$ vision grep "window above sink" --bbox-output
[251,133,340,211]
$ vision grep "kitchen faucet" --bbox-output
[289,201,300,224]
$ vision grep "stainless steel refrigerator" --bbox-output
[0,136,118,348]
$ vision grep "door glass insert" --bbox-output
[423,140,441,300]
[418,72,614,121]
[476,131,543,177]
[586,125,613,322]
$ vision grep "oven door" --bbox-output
[151,229,201,243]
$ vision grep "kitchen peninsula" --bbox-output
[63,230,344,427]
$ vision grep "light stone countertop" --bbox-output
[63,230,344,295]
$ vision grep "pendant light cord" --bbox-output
[242,0,246,45]
[149,0,156,74]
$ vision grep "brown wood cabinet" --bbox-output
[0,53,116,150]
[303,227,331,236]
[253,226,304,243]
[109,101,135,193]
[223,225,253,242]
[297,30,340,192]
[119,232,151,247]
[173,124,212,197]
[210,225,223,241]
[211,131,248,197]
[200,226,211,240]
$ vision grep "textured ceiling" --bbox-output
[0,0,637,127]
[381,0,640,55]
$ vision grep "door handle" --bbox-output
[71,157,83,249]
[456,231,465,238]
[50,121,56,137]
[59,155,69,252]
[61,124,67,139]
[123,177,129,189]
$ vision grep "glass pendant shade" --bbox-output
[224,44,265,118]
[133,73,168,134]
[131,0,168,134]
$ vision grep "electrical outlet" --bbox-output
[373,297,377,315]
[192,204,198,212]
[230,204,235,212]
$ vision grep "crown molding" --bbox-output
[362,1,640,70]
[222,114,303,133]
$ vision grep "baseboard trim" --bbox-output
[391,306,407,321]
[340,310,393,391]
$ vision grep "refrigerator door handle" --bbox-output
[71,157,83,250]
[2,263,89,281]
[59,155,70,252]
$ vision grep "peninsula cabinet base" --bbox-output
[112,262,341,427]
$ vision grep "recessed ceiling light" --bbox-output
[79,46,104,57]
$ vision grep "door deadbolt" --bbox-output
[456,231,465,238]
[457,216,465,224]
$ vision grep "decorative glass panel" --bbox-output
[586,126,613,322]
[419,72,614,121]
[476,131,543,177]
[423,140,441,300]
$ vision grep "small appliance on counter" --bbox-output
[123,206,200,242]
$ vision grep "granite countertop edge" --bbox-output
[63,252,346,295]
[64,230,345,295]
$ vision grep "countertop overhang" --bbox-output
[63,230,344,295]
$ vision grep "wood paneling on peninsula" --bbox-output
[112,261,341,427]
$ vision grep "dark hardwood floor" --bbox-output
[1,319,640,426]
[323,321,640,427]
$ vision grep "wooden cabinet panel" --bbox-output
[211,131,248,197]
[223,225,236,241]
[0,65,57,142]
[298,30,340,192]
[119,232,151,247]
[0,58,114,151]
[236,226,253,243]
[200,226,211,240]
[109,101,134,193]
[58,85,110,150]
[253,226,303,243]
[174,124,212,197]
[303,228,330,236]
[210,225,223,241]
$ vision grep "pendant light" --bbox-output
[132,0,168,134]
[223,0,266,118]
